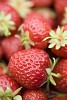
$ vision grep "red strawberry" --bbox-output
[34,8,57,28]
[0,2,21,37]
[53,58,67,93]
[22,90,47,100]
[8,48,50,89]
[19,12,51,49]
[32,0,52,7]
[0,46,3,59]
[1,36,24,60]
[0,0,8,2]
[54,0,67,14]
[51,96,67,100]
[0,74,22,99]
[47,26,67,57]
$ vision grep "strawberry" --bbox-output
[33,8,57,28]
[0,0,8,2]
[32,0,52,7]
[46,26,67,57]
[53,58,67,93]
[51,96,67,100]
[1,36,24,60]
[54,0,67,14]
[8,48,50,89]
[19,12,51,49]
[0,2,21,37]
[0,46,3,59]
[0,74,22,100]
[22,90,47,100]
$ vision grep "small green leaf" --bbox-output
[49,30,56,37]
[46,68,51,75]
[48,42,56,48]
[0,87,4,96]
[13,95,22,100]
[51,73,61,78]
[5,97,11,100]
[12,87,22,97]
[49,75,56,86]
[4,87,13,96]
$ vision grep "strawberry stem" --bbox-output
[0,11,16,37]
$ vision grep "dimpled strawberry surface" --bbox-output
[0,0,67,100]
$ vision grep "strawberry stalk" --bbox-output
[46,58,61,91]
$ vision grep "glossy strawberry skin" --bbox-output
[0,46,3,59]
[53,58,67,93]
[32,0,52,7]
[1,36,24,60]
[51,45,67,57]
[0,3,21,35]
[22,90,47,100]
[23,12,51,49]
[0,74,20,92]
[54,0,67,14]
[0,0,8,2]
[51,96,67,100]
[8,48,50,89]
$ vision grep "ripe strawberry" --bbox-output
[1,36,24,60]
[0,0,8,2]
[54,0,67,14]
[47,26,67,57]
[0,46,3,59]
[0,74,20,91]
[19,12,51,49]
[0,74,22,99]
[51,96,67,100]
[0,2,21,37]
[32,0,52,7]
[34,8,57,28]
[53,58,67,93]
[22,90,47,100]
[8,48,50,89]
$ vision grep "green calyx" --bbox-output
[43,26,67,50]
[0,11,16,37]
[8,0,34,18]
[61,7,67,25]
[18,25,34,49]
[46,58,61,91]
[0,87,22,100]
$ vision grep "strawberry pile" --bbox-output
[0,0,67,100]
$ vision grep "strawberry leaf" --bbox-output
[13,95,22,100]
[3,87,13,96]
[49,75,56,86]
